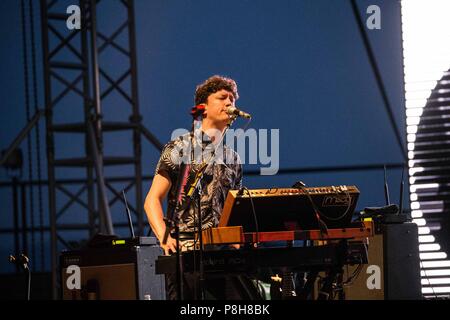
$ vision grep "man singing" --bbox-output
[144,75,258,299]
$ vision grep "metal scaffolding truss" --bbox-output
[39,0,162,298]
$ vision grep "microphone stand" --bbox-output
[158,117,210,300]
[187,118,235,300]
[160,113,206,300]
[9,254,31,300]
[161,161,191,300]
[162,108,235,300]
[196,180,204,300]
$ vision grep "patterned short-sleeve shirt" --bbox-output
[155,130,242,233]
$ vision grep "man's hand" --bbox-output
[161,234,178,256]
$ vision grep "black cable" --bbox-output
[25,263,31,300]
[240,186,262,298]
[174,226,183,300]
[399,164,405,216]
[20,0,35,270]
[293,183,328,235]
[420,259,437,299]
[242,186,260,246]
[343,256,364,287]
[28,0,44,272]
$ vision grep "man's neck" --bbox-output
[201,121,227,143]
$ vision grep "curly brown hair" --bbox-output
[194,75,239,106]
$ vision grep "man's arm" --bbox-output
[144,172,177,255]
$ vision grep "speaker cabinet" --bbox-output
[60,241,165,300]
[344,222,422,300]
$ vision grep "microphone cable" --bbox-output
[238,186,260,246]
[293,182,328,235]
[238,186,262,298]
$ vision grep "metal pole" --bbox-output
[39,0,58,299]
[87,121,114,234]
[139,124,164,151]
[20,182,28,262]
[88,0,102,137]
[0,110,44,167]
[12,177,20,273]
[88,0,108,233]
[126,0,144,235]
[80,0,96,237]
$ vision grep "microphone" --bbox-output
[226,106,251,119]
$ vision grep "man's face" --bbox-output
[204,89,235,125]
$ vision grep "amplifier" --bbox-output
[60,237,165,300]
[343,223,422,300]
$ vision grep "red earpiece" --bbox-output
[190,104,206,119]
